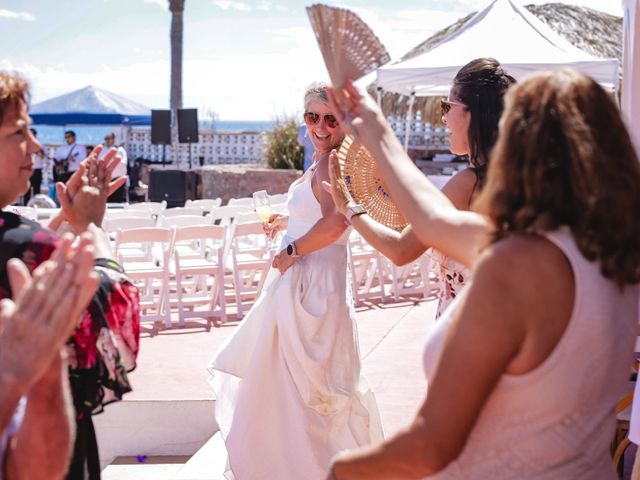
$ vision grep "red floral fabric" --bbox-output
[0,211,140,414]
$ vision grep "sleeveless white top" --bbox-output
[285,170,351,246]
[423,227,639,479]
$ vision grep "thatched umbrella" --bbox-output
[370,3,623,125]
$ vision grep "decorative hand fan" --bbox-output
[306,4,391,88]
[337,135,407,232]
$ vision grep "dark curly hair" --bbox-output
[0,72,29,124]
[452,58,516,189]
[476,68,640,286]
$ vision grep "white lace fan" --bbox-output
[306,4,391,88]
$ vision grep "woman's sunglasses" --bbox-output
[440,99,465,116]
[304,111,339,129]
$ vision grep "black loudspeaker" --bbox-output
[177,108,199,143]
[149,170,198,208]
[151,110,171,145]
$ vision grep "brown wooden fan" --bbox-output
[337,135,407,232]
[306,4,391,88]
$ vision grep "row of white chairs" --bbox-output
[115,221,275,329]
[347,232,436,306]
[102,204,289,233]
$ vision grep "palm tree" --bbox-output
[169,0,185,165]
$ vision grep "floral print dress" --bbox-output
[0,211,140,479]
[431,248,473,319]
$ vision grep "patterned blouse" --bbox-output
[431,248,473,319]
[0,211,140,416]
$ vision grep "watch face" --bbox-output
[287,244,293,255]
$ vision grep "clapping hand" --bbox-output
[54,145,125,233]
[0,233,99,391]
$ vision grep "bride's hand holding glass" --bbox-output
[263,213,288,241]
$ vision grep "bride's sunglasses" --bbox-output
[304,111,339,129]
[440,99,465,116]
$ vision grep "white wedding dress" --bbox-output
[207,171,384,480]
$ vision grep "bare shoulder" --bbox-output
[440,168,478,210]
[477,234,572,292]
[472,234,574,367]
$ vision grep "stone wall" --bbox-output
[195,165,301,205]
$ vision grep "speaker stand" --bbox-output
[188,142,193,170]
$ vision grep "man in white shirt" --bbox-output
[101,132,128,202]
[24,128,45,203]
[53,130,86,183]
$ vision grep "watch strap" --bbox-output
[345,204,367,223]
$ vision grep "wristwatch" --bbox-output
[286,242,300,257]
[345,204,367,223]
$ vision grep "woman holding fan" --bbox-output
[327,58,515,318]
[207,83,383,480]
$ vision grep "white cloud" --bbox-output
[142,0,167,9]
[0,9,36,21]
[212,1,252,12]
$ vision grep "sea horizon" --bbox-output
[32,120,276,146]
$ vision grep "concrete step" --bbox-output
[101,433,227,480]
[102,456,190,480]
[95,399,217,469]
[171,432,228,479]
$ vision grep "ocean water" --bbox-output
[32,120,275,145]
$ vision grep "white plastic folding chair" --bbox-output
[162,207,205,218]
[228,221,273,317]
[209,205,253,226]
[170,224,229,327]
[125,201,167,215]
[234,211,263,224]
[347,232,388,307]
[386,252,436,302]
[104,209,153,221]
[115,227,174,328]
[185,198,222,213]
[159,215,211,229]
[227,197,254,207]
[103,216,156,234]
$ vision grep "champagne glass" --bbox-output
[253,190,275,250]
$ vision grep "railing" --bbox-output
[126,129,266,166]
[39,117,449,176]
[387,113,452,151]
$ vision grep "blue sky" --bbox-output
[1,0,622,120]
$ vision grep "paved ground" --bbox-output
[127,295,436,434]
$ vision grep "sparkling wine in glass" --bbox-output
[253,190,275,249]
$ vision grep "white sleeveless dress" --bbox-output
[207,172,384,480]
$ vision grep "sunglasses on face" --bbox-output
[304,111,339,128]
[440,99,465,116]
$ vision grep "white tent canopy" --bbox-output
[377,0,619,96]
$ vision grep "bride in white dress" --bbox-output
[207,84,383,480]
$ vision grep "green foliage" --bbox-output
[263,117,304,170]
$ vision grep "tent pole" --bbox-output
[376,86,383,107]
[404,91,416,152]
